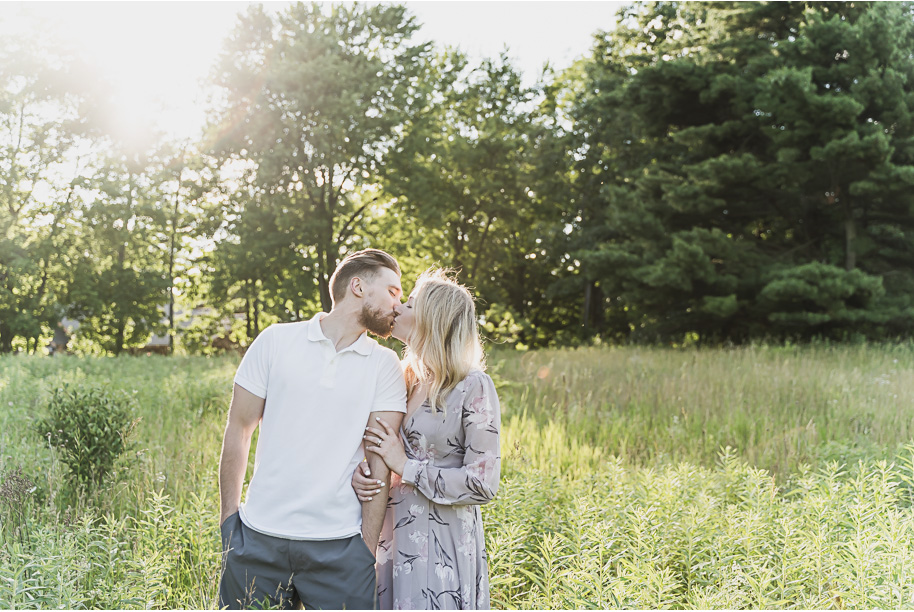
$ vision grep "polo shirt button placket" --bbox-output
[320,344,339,388]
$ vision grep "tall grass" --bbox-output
[494,343,914,477]
[0,344,912,608]
[485,450,914,609]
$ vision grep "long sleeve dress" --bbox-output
[376,370,501,610]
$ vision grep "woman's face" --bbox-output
[391,293,416,344]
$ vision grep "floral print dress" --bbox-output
[376,370,501,610]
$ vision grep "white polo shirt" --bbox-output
[233,313,406,540]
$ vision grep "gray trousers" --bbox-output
[218,512,377,610]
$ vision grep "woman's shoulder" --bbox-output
[457,369,494,394]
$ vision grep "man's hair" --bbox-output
[329,249,401,305]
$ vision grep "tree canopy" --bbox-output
[4,1,914,354]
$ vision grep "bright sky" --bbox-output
[3,1,624,141]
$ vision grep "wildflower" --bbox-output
[0,466,36,508]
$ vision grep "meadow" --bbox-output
[1,344,913,609]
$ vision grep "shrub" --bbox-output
[36,383,138,492]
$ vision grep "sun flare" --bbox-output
[3,1,252,143]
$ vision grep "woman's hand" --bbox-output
[363,417,407,476]
[352,461,385,502]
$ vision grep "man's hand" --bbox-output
[361,526,379,553]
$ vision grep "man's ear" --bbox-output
[350,277,363,298]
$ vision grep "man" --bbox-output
[218,249,407,609]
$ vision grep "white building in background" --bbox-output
[60,305,244,353]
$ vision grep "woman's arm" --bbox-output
[400,372,501,506]
[352,460,384,502]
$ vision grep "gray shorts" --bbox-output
[218,512,377,610]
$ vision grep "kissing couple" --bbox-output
[218,249,501,610]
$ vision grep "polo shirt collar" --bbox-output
[307,312,373,356]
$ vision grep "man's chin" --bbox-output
[367,324,395,339]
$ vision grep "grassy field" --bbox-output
[1,344,913,608]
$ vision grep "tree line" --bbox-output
[3,1,914,355]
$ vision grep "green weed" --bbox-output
[0,345,912,608]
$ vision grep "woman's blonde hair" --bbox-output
[402,268,485,412]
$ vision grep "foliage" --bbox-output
[36,382,138,492]
[381,50,550,344]
[1,349,914,607]
[203,2,431,336]
[565,1,914,343]
[486,451,914,609]
[6,2,914,350]
[0,35,87,354]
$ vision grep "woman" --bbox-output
[355,268,501,610]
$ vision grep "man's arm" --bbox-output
[219,384,265,525]
[360,410,404,552]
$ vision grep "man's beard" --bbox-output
[358,304,395,338]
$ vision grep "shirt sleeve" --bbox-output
[233,325,275,398]
[401,372,501,506]
[371,348,407,413]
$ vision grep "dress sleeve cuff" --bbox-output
[401,459,423,485]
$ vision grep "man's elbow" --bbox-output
[222,420,256,452]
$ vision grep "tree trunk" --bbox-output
[0,321,12,353]
[253,292,261,338]
[582,280,605,331]
[113,172,133,356]
[318,249,333,313]
[582,282,592,329]
[319,238,338,313]
[167,184,179,355]
[844,216,856,272]
[468,214,493,289]
[591,283,605,330]
[245,291,253,342]
[113,320,125,356]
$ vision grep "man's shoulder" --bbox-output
[365,341,402,367]
[253,321,310,349]
[371,342,401,359]
[264,320,311,335]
